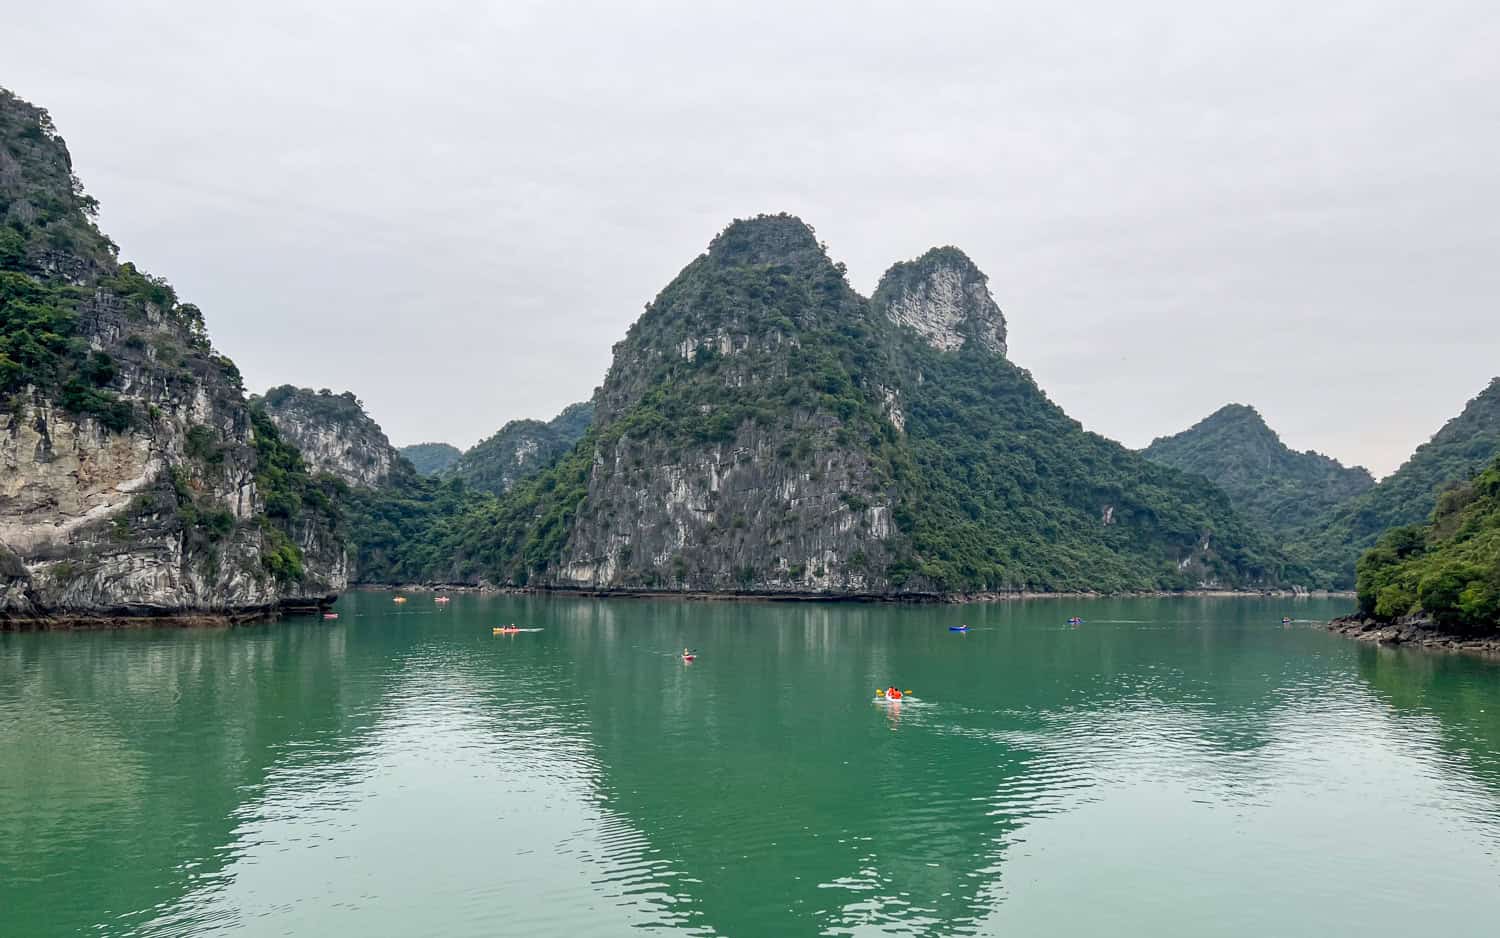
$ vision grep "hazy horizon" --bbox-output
[9,0,1498,475]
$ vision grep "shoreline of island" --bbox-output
[1326,614,1500,658]
[0,586,1357,630]
[354,583,1355,603]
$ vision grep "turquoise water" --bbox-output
[2,594,1499,936]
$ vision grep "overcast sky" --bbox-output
[8,0,1497,475]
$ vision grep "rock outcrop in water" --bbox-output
[0,87,345,622]
[383,214,1293,594]
[1142,404,1374,535]
[1328,614,1500,656]
[254,385,400,489]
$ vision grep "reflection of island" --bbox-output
[1353,644,1500,795]
[0,619,378,935]
[556,597,1354,937]
[10,594,1477,937]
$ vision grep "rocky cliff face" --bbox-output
[0,88,345,621]
[255,386,400,489]
[872,247,1007,356]
[535,215,904,592]
[465,214,1289,594]
[443,401,593,496]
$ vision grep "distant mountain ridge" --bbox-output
[1142,404,1374,535]
[400,442,462,476]
[441,401,594,496]
[1291,378,1500,587]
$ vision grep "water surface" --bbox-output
[3,595,1498,936]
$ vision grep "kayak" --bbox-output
[682,654,697,662]
[322,613,339,620]
[949,626,968,632]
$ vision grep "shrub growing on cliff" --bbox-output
[0,269,135,429]
[1354,456,1500,631]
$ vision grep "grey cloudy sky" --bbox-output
[8,0,1498,476]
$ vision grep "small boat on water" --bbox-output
[393,596,407,604]
[1067,616,1083,625]
[435,596,451,604]
[493,626,521,635]
[323,613,339,620]
[949,625,969,632]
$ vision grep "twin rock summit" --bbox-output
[254,211,1287,602]
[5,86,1492,620]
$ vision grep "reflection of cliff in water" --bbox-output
[554,597,1349,936]
[1352,643,1500,796]
[551,600,1018,936]
[0,619,389,935]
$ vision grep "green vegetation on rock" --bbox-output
[1354,454,1500,632]
[0,85,345,613]
[1290,379,1500,587]
[893,349,1293,591]
[400,442,462,476]
[442,400,594,496]
[340,469,495,584]
[1142,404,1373,536]
[342,215,1295,593]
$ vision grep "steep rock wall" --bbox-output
[0,87,345,621]
[256,386,399,489]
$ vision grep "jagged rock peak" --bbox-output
[873,246,1007,356]
[706,213,827,268]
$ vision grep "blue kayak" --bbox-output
[949,626,969,632]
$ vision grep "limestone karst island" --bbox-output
[4,27,1500,936]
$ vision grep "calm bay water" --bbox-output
[2,594,1499,936]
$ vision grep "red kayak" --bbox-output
[682,654,696,662]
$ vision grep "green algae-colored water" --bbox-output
[3,594,1499,937]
